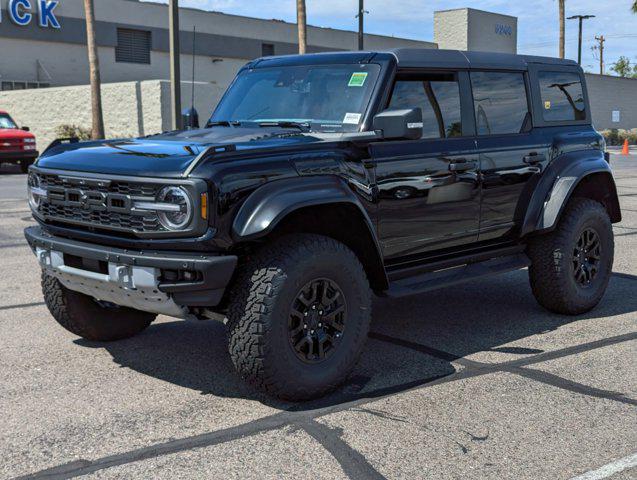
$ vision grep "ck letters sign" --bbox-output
[0,0,60,28]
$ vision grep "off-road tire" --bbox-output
[528,198,614,315]
[42,272,156,341]
[20,159,32,174]
[226,234,372,401]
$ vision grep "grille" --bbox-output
[0,138,23,151]
[35,173,166,235]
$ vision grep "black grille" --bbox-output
[35,173,165,234]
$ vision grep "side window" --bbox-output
[538,71,586,122]
[387,74,462,139]
[471,71,529,135]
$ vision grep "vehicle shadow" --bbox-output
[75,270,637,411]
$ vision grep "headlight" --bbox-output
[23,138,36,144]
[156,186,193,230]
[27,173,46,210]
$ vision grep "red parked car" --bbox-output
[0,110,38,173]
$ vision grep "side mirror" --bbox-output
[181,107,199,130]
[373,108,422,140]
[21,126,30,132]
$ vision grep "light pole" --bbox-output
[567,14,595,65]
[169,0,182,130]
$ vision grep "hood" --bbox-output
[36,125,327,178]
[0,128,35,140]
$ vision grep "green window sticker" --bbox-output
[348,72,368,87]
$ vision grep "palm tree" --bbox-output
[558,0,566,58]
[296,0,307,54]
[83,0,104,139]
[632,1,637,13]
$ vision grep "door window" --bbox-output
[387,74,462,139]
[471,72,529,135]
[538,71,586,122]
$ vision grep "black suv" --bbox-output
[25,49,621,400]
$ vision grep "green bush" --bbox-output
[600,128,637,146]
[54,124,92,140]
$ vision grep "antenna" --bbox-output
[191,25,196,110]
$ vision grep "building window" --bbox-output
[388,73,462,139]
[538,71,586,122]
[261,43,275,57]
[115,28,152,64]
[471,71,529,135]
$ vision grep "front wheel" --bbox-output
[42,273,156,341]
[527,198,614,315]
[226,234,372,401]
[20,158,33,174]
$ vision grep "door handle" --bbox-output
[448,160,476,172]
[523,153,546,165]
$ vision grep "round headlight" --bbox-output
[28,173,42,210]
[156,186,192,230]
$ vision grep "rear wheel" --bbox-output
[528,198,614,315]
[226,234,372,401]
[42,272,156,341]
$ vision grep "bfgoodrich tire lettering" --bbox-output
[528,198,614,315]
[226,234,372,401]
[42,272,156,341]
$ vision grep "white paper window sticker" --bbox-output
[343,112,362,124]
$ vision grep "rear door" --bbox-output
[371,71,480,260]
[470,71,549,242]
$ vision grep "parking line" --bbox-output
[569,452,637,480]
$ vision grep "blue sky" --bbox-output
[149,1,636,74]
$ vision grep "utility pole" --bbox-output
[356,0,369,50]
[83,0,104,139]
[169,0,182,130]
[594,35,605,74]
[357,0,364,50]
[567,15,595,65]
[558,0,565,58]
[296,0,307,54]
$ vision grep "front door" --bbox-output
[372,71,480,261]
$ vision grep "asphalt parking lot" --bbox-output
[1,151,636,480]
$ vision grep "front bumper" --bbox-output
[0,150,38,161]
[24,226,237,317]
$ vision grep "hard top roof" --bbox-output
[252,48,579,71]
[391,48,579,70]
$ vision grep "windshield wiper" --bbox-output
[206,120,241,128]
[257,121,311,132]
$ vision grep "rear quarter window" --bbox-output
[538,71,586,122]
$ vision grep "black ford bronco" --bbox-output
[25,49,621,400]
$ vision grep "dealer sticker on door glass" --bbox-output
[348,72,368,87]
[342,112,362,124]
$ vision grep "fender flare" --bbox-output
[520,150,621,236]
[232,175,379,243]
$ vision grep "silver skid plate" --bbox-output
[37,247,186,318]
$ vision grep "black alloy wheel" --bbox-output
[572,227,602,287]
[288,278,346,363]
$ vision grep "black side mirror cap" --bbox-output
[21,126,30,132]
[372,108,422,140]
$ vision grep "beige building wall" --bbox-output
[434,8,517,54]
[0,80,225,149]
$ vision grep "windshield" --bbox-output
[0,114,18,129]
[210,63,381,132]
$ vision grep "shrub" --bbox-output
[600,128,637,145]
[54,124,92,140]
